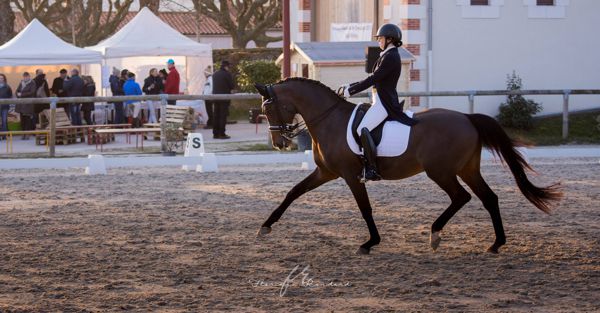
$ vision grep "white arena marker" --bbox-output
[182,132,205,171]
[301,150,316,170]
[197,153,218,173]
[85,155,107,175]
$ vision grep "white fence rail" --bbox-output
[1,89,599,157]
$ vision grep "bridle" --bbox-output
[262,84,338,140]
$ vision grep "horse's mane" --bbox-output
[276,77,346,101]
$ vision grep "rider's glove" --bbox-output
[337,84,351,98]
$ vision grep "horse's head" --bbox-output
[255,83,299,150]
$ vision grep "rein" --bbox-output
[264,84,339,140]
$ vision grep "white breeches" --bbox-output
[356,93,388,136]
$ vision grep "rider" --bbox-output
[338,23,418,182]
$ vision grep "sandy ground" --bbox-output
[0,158,598,312]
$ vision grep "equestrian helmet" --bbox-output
[375,23,402,43]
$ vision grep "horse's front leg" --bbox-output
[257,167,336,236]
[345,178,381,255]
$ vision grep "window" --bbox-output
[458,0,504,19]
[537,0,554,5]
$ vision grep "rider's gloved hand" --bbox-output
[337,84,351,98]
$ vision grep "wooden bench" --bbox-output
[94,128,161,152]
[143,105,195,141]
[0,130,49,153]
[36,109,84,145]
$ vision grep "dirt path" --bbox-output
[0,158,598,312]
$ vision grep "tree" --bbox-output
[191,0,281,49]
[0,1,15,45]
[11,0,134,47]
[139,0,160,13]
[497,71,543,130]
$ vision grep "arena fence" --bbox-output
[0,89,599,157]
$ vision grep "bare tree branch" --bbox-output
[191,0,281,49]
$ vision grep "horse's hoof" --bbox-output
[430,231,441,251]
[487,245,500,254]
[356,247,370,255]
[256,226,272,237]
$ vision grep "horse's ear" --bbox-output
[255,83,269,98]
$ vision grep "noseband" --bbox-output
[262,84,340,140]
[263,85,305,140]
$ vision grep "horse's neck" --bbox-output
[295,93,354,140]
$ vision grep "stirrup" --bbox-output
[359,166,382,183]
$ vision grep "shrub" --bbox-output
[236,60,281,93]
[497,71,542,130]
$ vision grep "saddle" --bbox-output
[351,103,386,148]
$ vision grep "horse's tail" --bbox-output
[466,113,562,213]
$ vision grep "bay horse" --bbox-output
[254,78,561,255]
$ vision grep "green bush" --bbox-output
[236,60,281,93]
[497,71,542,130]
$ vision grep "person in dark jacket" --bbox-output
[51,69,69,115]
[109,67,125,124]
[337,24,418,182]
[15,72,37,137]
[33,69,50,124]
[0,74,13,138]
[119,69,130,122]
[63,68,85,126]
[211,60,235,139]
[82,76,96,125]
[142,68,162,123]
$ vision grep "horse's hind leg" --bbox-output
[459,169,506,253]
[426,171,472,251]
[257,167,336,236]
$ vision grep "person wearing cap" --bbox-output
[211,60,235,139]
[164,59,180,105]
[51,69,69,115]
[337,23,418,182]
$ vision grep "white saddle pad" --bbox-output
[346,105,414,157]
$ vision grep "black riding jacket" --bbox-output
[348,47,412,124]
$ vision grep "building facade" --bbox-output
[291,0,600,115]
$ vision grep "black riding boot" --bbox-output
[360,127,382,183]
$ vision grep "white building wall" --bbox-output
[431,0,600,115]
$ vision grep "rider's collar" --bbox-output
[380,46,395,57]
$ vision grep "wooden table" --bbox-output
[94,128,161,152]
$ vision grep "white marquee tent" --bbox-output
[0,18,102,66]
[85,7,213,95]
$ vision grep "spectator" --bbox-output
[202,65,214,129]
[63,68,85,126]
[109,67,125,124]
[0,74,13,139]
[33,69,50,124]
[123,72,142,127]
[211,60,235,139]
[159,68,168,84]
[51,69,69,115]
[142,68,162,123]
[164,59,180,105]
[82,76,96,125]
[120,69,130,122]
[15,72,37,138]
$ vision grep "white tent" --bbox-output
[0,19,102,66]
[86,7,212,95]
